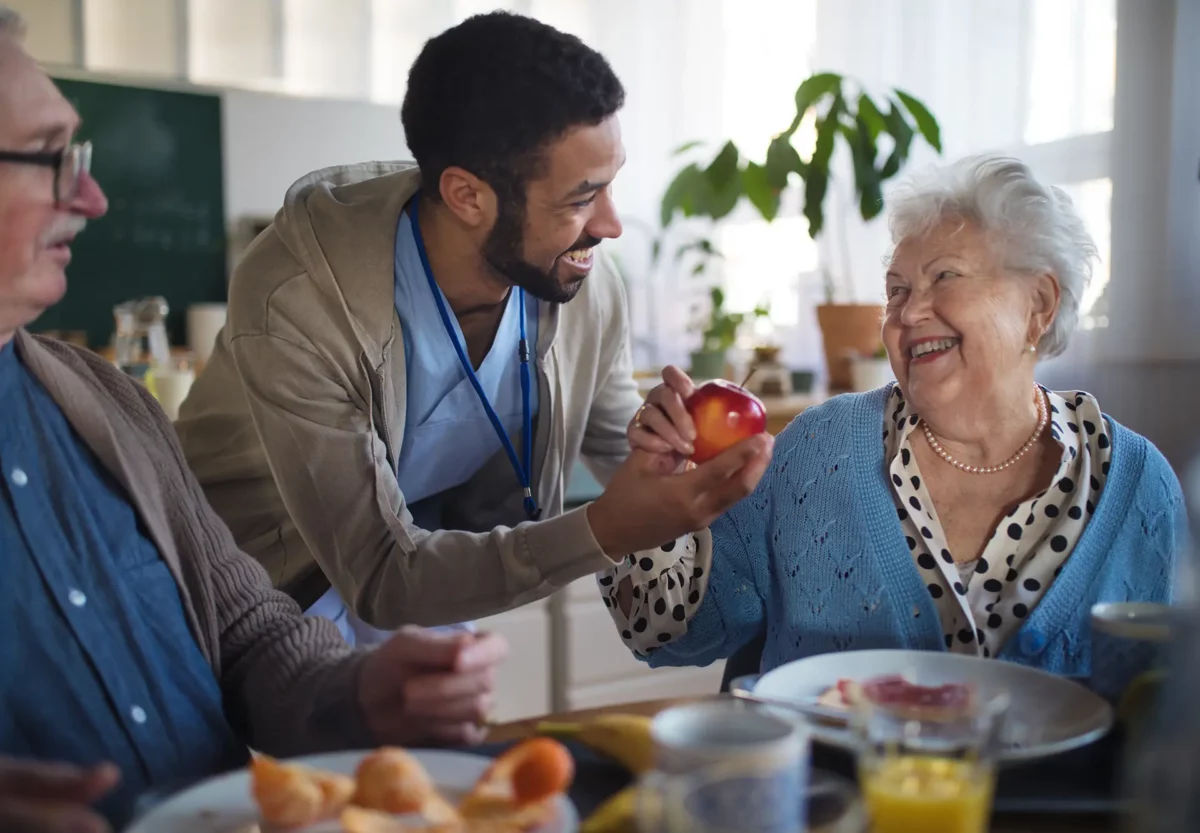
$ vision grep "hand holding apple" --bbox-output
[628,367,768,465]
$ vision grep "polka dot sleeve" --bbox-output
[596,531,713,657]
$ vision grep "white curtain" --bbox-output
[31,0,1121,377]
[811,0,1116,333]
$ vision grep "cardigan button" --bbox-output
[1020,631,1047,656]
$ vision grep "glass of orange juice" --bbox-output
[855,692,1008,833]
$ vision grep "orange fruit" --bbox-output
[509,738,575,806]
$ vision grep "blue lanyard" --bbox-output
[409,196,540,521]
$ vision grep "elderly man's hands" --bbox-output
[358,626,509,748]
[0,757,119,833]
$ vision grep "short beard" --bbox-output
[482,198,584,305]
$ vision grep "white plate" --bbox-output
[754,649,1114,762]
[125,749,579,833]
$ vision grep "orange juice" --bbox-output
[861,755,994,833]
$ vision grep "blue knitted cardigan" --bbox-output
[646,386,1187,676]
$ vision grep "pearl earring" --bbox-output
[1027,344,1038,355]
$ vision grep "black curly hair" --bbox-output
[401,11,625,207]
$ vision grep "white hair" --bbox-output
[0,5,24,39]
[887,154,1099,358]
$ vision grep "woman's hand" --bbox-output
[629,366,698,457]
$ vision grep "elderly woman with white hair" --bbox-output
[602,155,1186,676]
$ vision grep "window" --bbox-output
[1024,0,1116,145]
[1055,177,1112,329]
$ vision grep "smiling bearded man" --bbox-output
[175,10,775,645]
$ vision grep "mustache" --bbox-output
[40,214,88,246]
[562,236,601,255]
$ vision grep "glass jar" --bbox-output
[112,296,171,382]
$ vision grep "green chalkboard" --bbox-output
[33,77,227,348]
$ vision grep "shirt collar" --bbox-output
[0,338,21,400]
[886,384,1075,477]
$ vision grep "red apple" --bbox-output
[684,380,768,463]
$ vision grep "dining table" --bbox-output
[487,695,1122,833]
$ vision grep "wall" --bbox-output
[5,0,76,65]
[83,0,183,77]
[1041,0,1200,475]
[1167,0,1200,349]
[221,88,407,222]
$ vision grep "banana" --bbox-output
[580,786,638,833]
[536,714,656,775]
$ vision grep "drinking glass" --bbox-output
[637,765,865,833]
[855,695,1008,833]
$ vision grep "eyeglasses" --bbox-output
[0,141,92,204]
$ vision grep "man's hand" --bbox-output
[587,432,775,557]
[358,626,510,748]
[0,758,119,833]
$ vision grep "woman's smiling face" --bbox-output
[882,218,1054,414]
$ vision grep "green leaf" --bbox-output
[672,139,705,156]
[692,262,706,275]
[704,141,740,189]
[803,166,829,238]
[765,134,802,190]
[706,173,743,220]
[809,94,843,174]
[711,286,725,309]
[879,97,915,180]
[849,115,883,220]
[895,89,942,152]
[794,72,843,120]
[856,93,886,142]
[703,141,743,220]
[742,162,780,221]
[675,238,722,262]
[660,163,702,227]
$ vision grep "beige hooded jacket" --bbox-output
[176,162,640,627]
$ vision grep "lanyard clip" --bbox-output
[523,489,540,521]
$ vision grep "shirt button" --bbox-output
[10,468,28,487]
[130,706,147,724]
[67,589,87,607]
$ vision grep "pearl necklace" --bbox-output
[921,388,1047,474]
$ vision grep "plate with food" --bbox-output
[126,738,579,833]
[752,649,1113,762]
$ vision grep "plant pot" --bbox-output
[689,349,728,381]
[815,304,885,391]
[790,369,816,394]
[850,356,895,392]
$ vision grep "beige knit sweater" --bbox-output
[15,330,373,756]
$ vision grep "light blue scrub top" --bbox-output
[307,208,538,645]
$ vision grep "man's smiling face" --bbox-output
[481,115,625,304]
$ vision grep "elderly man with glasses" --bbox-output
[0,10,511,833]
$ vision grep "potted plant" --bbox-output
[690,286,736,380]
[659,72,942,390]
[689,286,771,381]
[673,236,769,380]
[850,343,896,392]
